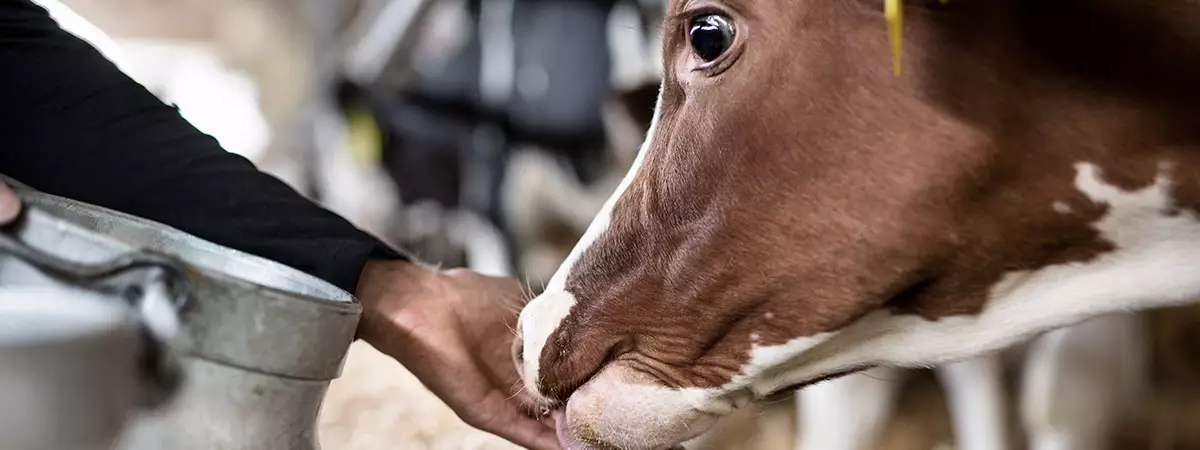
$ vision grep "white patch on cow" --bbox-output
[519,290,578,399]
[764,312,775,320]
[739,159,1200,399]
[674,386,754,420]
[678,387,721,413]
[725,333,836,397]
[516,87,664,399]
[1052,201,1072,214]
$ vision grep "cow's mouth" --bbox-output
[553,409,592,450]
[554,408,688,450]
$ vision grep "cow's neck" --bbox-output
[743,101,1200,399]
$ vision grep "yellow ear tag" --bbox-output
[885,0,903,76]
[346,106,382,167]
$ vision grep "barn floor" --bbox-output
[318,305,1200,450]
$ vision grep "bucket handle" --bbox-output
[0,206,192,410]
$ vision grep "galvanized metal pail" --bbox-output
[0,177,363,450]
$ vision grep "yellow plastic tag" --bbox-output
[346,106,382,167]
[885,0,903,76]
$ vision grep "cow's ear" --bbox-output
[537,322,626,402]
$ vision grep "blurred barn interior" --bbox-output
[49,0,1200,449]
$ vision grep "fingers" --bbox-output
[498,410,562,450]
[0,179,19,225]
[470,392,562,450]
[380,336,558,449]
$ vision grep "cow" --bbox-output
[514,0,1200,449]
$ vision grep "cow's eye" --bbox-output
[688,14,735,63]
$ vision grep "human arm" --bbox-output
[0,180,17,224]
[0,0,396,293]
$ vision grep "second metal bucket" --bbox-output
[1,178,363,450]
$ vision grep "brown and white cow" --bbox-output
[515,0,1200,449]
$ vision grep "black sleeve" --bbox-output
[0,0,408,294]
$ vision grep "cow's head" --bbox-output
[516,0,1200,448]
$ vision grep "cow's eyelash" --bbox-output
[675,6,732,26]
[667,2,732,28]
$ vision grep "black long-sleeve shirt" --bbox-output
[0,1,406,293]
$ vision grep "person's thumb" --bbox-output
[0,180,22,225]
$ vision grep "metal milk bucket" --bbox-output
[0,178,363,450]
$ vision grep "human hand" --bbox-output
[0,178,20,225]
[354,260,560,450]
